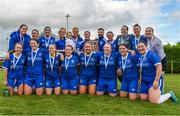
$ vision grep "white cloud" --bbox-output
[0,0,174,52]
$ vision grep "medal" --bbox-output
[65,55,72,70]
[84,53,92,67]
[31,48,39,67]
[121,53,128,72]
[49,54,55,72]
[13,53,22,69]
[104,54,111,68]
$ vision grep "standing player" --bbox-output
[96,43,118,97]
[55,27,67,52]
[61,45,80,95]
[66,31,76,50]
[45,44,63,95]
[39,26,55,53]
[3,43,26,96]
[130,24,147,55]
[97,28,107,51]
[116,25,133,50]
[117,44,139,100]
[137,42,177,104]
[79,42,98,95]
[31,29,39,40]
[79,31,92,52]
[7,24,30,56]
[72,27,83,54]
[106,31,117,52]
[145,27,167,75]
[24,39,45,96]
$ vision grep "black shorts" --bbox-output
[161,56,167,71]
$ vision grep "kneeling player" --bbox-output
[118,44,139,100]
[3,43,26,96]
[96,44,118,97]
[79,42,98,95]
[137,42,177,104]
[61,45,79,95]
[45,44,63,95]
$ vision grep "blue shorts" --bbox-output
[140,77,164,94]
[61,77,79,90]
[120,79,138,93]
[24,74,44,88]
[96,78,117,93]
[80,79,96,86]
[8,77,23,88]
[45,77,60,88]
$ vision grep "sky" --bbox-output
[0,0,180,55]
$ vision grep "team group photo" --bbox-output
[0,0,179,115]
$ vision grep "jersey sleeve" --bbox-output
[8,33,16,52]
[149,52,161,66]
[2,60,10,71]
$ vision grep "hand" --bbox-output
[117,68,122,76]
[59,53,64,61]
[131,50,136,56]
[5,52,10,60]
[4,80,7,86]
[153,80,159,89]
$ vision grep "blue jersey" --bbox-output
[130,35,147,52]
[72,35,83,52]
[98,36,107,51]
[118,53,139,80]
[55,38,66,51]
[8,31,31,52]
[61,55,79,79]
[25,48,45,76]
[79,52,98,80]
[98,52,118,79]
[38,36,56,52]
[45,54,61,79]
[137,51,161,82]
[106,40,118,52]
[3,54,26,79]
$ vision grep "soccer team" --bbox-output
[2,24,178,104]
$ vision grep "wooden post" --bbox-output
[171,61,174,74]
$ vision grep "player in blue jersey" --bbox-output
[96,43,118,97]
[79,31,92,52]
[31,29,39,40]
[6,24,30,59]
[45,44,64,95]
[130,24,147,55]
[72,27,83,54]
[137,42,177,104]
[97,28,107,51]
[3,43,26,96]
[38,26,56,53]
[55,27,67,53]
[79,42,98,95]
[61,45,80,95]
[24,39,45,96]
[106,31,117,52]
[117,44,139,100]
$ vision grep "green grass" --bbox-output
[0,70,179,115]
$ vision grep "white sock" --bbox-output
[158,93,171,104]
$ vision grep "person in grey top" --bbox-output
[116,25,133,50]
[145,27,167,74]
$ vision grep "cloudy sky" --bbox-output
[0,0,180,54]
